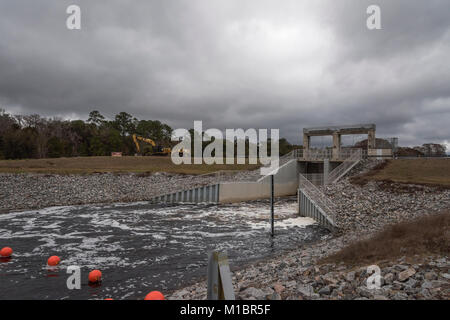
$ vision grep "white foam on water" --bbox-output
[151,234,167,240]
[184,230,258,238]
[276,217,316,228]
[90,218,132,231]
[1,198,324,284]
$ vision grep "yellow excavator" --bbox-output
[132,134,172,156]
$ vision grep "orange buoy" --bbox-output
[88,270,102,283]
[47,256,61,266]
[144,291,165,300]
[104,298,113,300]
[0,247,13,258]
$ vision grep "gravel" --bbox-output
[323,160,450,234]
[0,172,222,213]
[168,238,449,300]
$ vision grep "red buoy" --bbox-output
[47,256,61,266]
[144,291,165,300]
[88,270,102,283]
[104,298,113,300]
[0,247,13,258]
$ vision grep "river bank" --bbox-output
[168,229,449,300]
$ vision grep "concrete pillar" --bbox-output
[332,132,341,160]
[323,159,330,185]
[303,134,310,159]
[368,129,376,150]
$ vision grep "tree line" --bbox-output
[0,109,297,160]
[0,110,173,159]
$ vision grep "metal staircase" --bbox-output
[326,149,362,184]
[298,173,337,230]
[297,149,363,230]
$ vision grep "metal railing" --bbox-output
[299,173,336,225]
[326,149,362,184]
[338,148,363,160]
[276,149,303,160]
[303,149,332,160]
[298,147,368,161]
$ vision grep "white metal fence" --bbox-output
[298,173,336,227]
[326,149,362,184]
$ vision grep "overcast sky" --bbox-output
[0,0,449,148]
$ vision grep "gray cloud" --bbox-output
[0,0,449,148]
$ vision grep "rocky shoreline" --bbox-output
[168,234,449,300]
[0,168,265,214]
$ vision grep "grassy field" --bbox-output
[0,156,260,175]
[351,158,450,187]
[321,211,449,266]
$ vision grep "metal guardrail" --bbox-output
[338,148,365,160]
[326,149,362,184]
[297,147,367,161]
[250,147,366,162]
[299,173,336,225]
[303,149,332,160]
[281,149,303,159]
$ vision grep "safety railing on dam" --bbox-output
[298,173,337,231]
[285,147,366,161]
[326,149,362,184]
[280,149,303,159]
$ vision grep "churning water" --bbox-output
[0,197,329,299]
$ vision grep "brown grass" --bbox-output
[350,160,390,186]
[321,211,450,267]
[0,156,259,175]
[350,159,450,187]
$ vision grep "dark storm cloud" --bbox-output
[0,0,449,148]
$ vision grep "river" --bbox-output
[0,197,329,299]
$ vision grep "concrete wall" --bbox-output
[219,159,344,203]
[219,181,298,203]
[219,159,300,203]
[257,159,299,184]
[219,182,268,203]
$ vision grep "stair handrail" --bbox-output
[299,173,336,224]
[326,149,362,184]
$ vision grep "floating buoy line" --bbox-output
[0,246,165,300]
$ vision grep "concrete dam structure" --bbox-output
[150,124,393,230]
